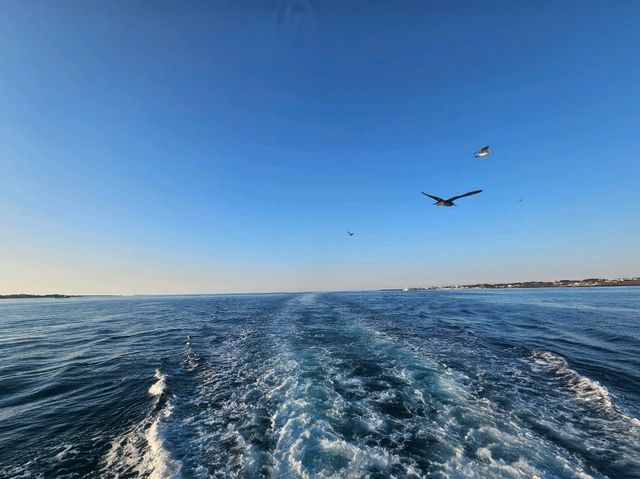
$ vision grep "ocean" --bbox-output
[1,288,639,478]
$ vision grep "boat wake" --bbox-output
[91,293,640,479]
[531,350,640,426]
[102,369,182,479]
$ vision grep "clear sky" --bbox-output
[1,1,639,294]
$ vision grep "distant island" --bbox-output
[0,294,73,299]
[403,276,640,291]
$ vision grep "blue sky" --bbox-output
[1,1,639,294]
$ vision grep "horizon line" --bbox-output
[2,275,638,298]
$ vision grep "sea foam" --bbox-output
[148,369,167,396]
[102,369,182,478]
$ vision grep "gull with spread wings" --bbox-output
[421,190,483,207]
[473,146,490,158]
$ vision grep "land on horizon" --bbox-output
[0,294,118,300]
[404,276,640,291]
[0,294,74,299]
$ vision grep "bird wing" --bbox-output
[447,190,483,202]
[473,146,490,156]
[421,192,445,202]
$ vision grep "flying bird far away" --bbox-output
[473,146,490,158]
[421,190,483,207]
[347,231,354,236]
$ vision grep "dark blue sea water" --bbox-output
[1,288,639,478]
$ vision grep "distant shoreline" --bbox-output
[403,277,640,291]
[2,279,639,299]
[0,294,74,299]
[0,294,118,300]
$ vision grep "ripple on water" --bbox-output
[1,290,639,478]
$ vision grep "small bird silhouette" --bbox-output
[473,146,490,158]
[347,231,354,236]
[421,190,483,207]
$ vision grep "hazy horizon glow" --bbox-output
[1,1,639,295]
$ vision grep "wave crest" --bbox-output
[102,369,182,478]
[531,350,616,413]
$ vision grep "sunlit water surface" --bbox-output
[1,288,639,478]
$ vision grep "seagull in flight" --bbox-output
[473,146,490,158]
[421,190,483,207]
[347,231,354,236]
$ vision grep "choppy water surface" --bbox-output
[1,288,639,478]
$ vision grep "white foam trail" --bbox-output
[142,415,182,479]
[532,352,614,411]
[532,350,640,432]
[102,369,182,478]
[54,444,77,461]
[351,317,600,478]
[148,369,167,396]
[124,296,623,478]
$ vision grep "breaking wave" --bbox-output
[532,351,617,413]
[102,369,182,478]
[531,350,640,430]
